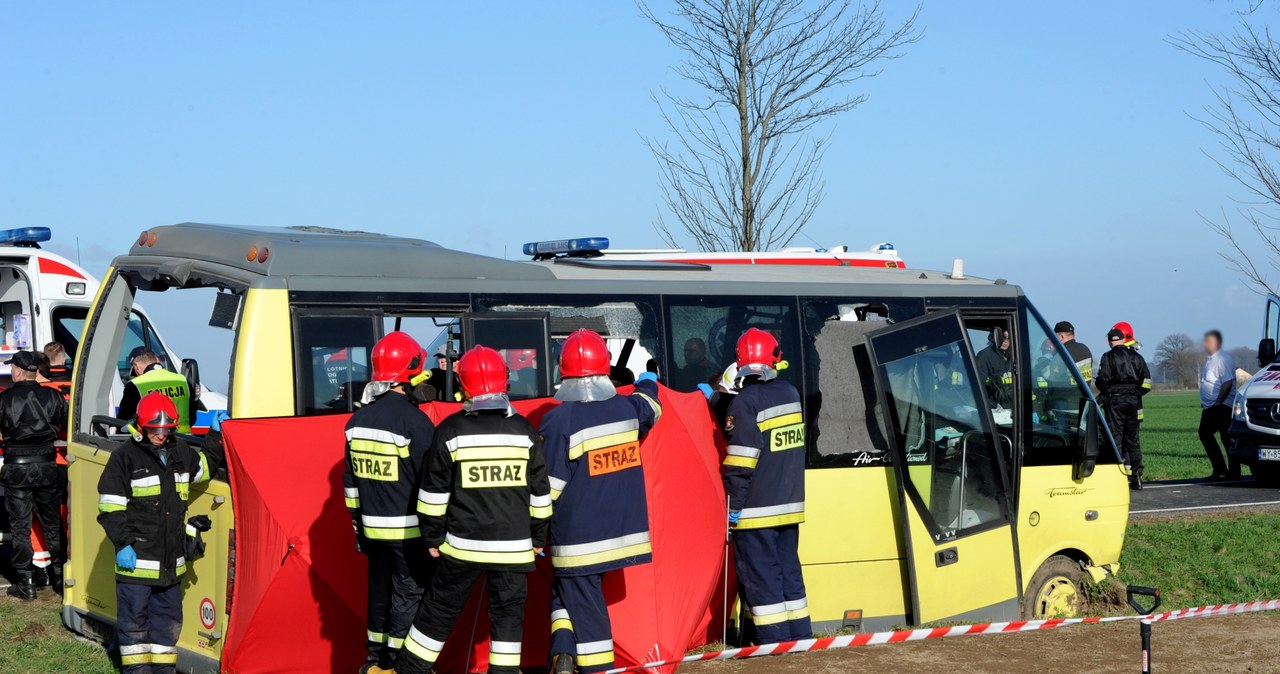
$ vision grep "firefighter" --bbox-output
[1,350,69,600]
[396,345,551,674]
[1054,321,1094,383]
[118,350,195,434]
[344,331,436,674]
[1112,321,1143,350]
[542,329,661,674]
[1096,327,1152,490]
[975,328,1014,408]
[97,392,222,674]
[723,328,811,644]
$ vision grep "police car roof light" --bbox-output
[0,227,52,247]
[523,237,610,260]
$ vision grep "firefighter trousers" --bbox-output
[1,461,64,577]
[1105,395,1143,477]
[734,525,811,644]
[364,540,431,669]
[116,581,183,674]
[396,556,528,674]
[549,573,616,674]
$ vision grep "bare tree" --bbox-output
[1172,10,1280,295]
[1154,333,1201,389]
[641,0,920,252]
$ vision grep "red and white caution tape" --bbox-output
[604,599,1280,673]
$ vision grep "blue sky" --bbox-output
[0,2,1266,386]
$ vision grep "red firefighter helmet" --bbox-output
[370,331,425,383]
[736,327,781,369]
[458,345,509,398]
[137,391,179,430]
[506,348,537,372]
[559,329,611,378]
[1113,321,1135,343]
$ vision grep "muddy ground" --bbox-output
[681,613,1280,673]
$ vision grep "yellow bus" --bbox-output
[63,224,1128,671]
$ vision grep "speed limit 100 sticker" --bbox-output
[199,597,216,630]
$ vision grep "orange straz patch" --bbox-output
[587,442,642,476]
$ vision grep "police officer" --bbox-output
[723,328,811,644]
[397,345,551,674]
[542,329,661,674]
[1096,327,1152,490]
[975,328,1014,408]
[1,350,69,600]
[1054,321,1094,383]
[344,332,436,674]
[118,350,195,434]
[97,392,222,674]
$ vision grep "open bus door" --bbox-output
[1260,294,1280,368]
[866,310,1022,623]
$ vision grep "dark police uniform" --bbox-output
[724,377,811,644]
[0,373,68,594]
[1096,344,1152,483]
[97,434,220,673]
[1063,339,1094,383]
[343,390,436,671]
[975,344,1014,407]
[397,407,551,674]
[541,378,661,674]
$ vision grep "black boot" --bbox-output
[48,567,63,595]
[7,576,37,601]
[552,653,576,674]
[32,568,49,593]
[1130,475,1143,491]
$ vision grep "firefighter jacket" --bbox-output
[415,407,551,571]
[119,364,195,433]
[1096,345,1152,399]
[1063,340,1094,383]
[723,378,806,530]
[540,378,661,576]
[344,391,435,542]
[975,345,1014,407]
[0,380,68,457]
[97,436,218,586]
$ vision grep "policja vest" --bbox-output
[130,368,193,433]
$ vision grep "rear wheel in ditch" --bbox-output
[1021,555,1085,619]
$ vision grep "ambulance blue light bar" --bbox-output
[0,227,51,246]
[522,237,610,258]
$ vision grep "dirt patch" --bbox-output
[681,613,1280,673]
[14,621,48,642]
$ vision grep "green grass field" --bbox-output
[1139,390,1229,481]
[0,595,115,674]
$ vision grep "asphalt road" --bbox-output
[1130,477,1280,518]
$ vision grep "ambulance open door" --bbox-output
[866,310,1022,624]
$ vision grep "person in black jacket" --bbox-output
[397,345,551,674]
[97,392,222,674]
[1054,321,1094,383]
[1096,327,1152,490]
[1,350,69,600]
[975,328,1014,408]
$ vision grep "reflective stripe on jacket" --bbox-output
[343,391,435,541]
[724,379,806,530]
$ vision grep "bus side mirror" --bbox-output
[1260,338,1276,368]
[182,358,202,400]
[1075,401,1100,481]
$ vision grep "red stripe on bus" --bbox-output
[38,257,85,279]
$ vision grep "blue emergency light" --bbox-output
[522,237,610,259]
[0,227,51,247]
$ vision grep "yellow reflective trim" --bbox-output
[404,638,441,663]
[152,653,178,665]
[121,653,152,665]
[578,650,615,667]
[349,439,410,458]
[98,503,126,513]
[116,566,161,579]
[345,497,361,509]
[633,391,661,420]
[364,526,422,541]
[417,502,448,517]
[176,483,190,500]
[551,541,651,569]
[757,412,803,432]
[736,512,805,530]
[568,430,640,461]
[551,618,573,633]
[489,652,522,667]
[530,504,553,519]
[754,610,790,626]
[197,451,211,483]
[788,607,811,620]
[440,542,535,566]
[452,446,530,462]
[550,488,563,500]
[723,455,758,469]
[131,485,161,497]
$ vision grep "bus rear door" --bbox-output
[866,310,1021,623]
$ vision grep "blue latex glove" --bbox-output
[210,410,231,432]
[636,372,659,384]
[116,545,137,571]
[727,510,741,527]
[696,383,714,400]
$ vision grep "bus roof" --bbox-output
[117,223,1020,299]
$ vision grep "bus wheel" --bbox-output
[1022,555,1084,619]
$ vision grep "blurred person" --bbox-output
[1199,330,1238,480]
[975,328,1014,408]
[1096,328,1152,490]
[118,350,194,434]
[1054,321,1094,383]
[673,337,718,392]
[42,341,71,382]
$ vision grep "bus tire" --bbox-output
[1021,555,1085,619]
[1253,462,1280,487]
